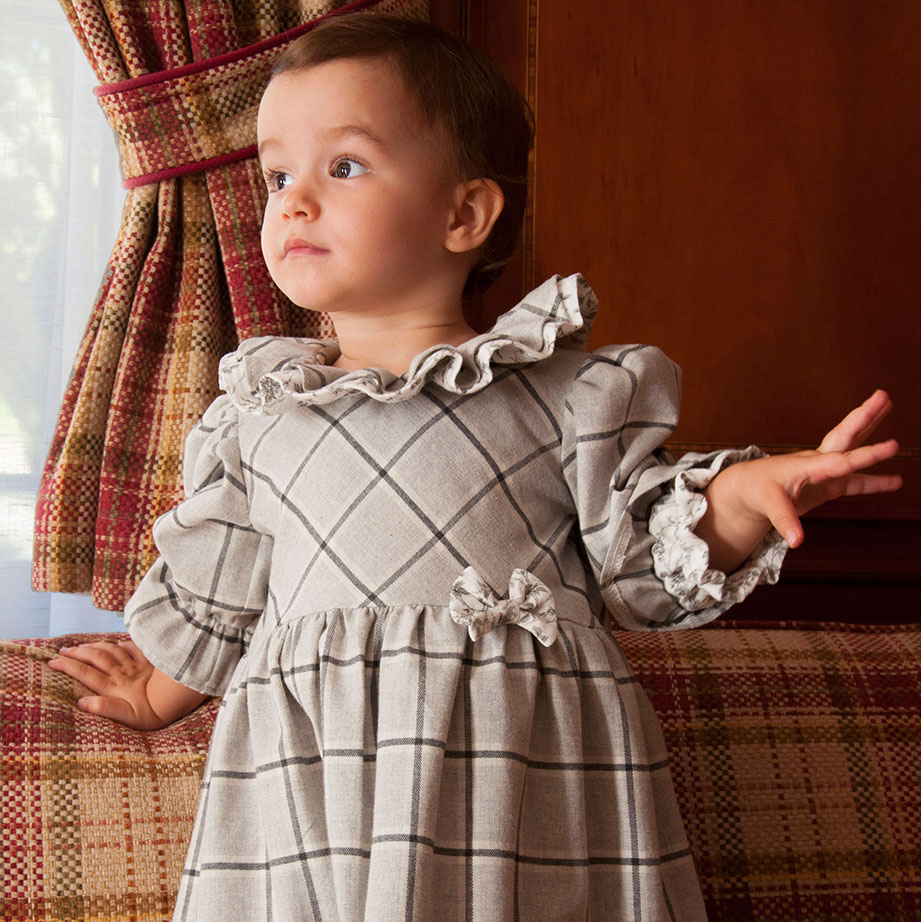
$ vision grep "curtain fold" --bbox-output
[33,0,427,611]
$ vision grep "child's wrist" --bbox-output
[697,465,772,573]
[147,667,209,726]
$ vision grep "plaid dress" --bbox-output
[126,274,785,921]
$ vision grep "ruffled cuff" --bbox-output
[125,560,260,697]
[649,448,788,616]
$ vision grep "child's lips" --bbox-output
[283,237,329,256]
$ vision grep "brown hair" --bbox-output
[269,13,533,295]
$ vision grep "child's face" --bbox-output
[258,57,462,318]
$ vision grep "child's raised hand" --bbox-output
[697,390,902,573]
[48,639,170,731]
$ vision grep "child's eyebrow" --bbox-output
[257,125,388,162]
[325,124,388,150]
[257,137,282,162]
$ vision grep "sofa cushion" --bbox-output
[0,634,218,922]
[625,620,921,922]
[1,623,920,921]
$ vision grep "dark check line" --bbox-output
[405,617,428,921]
[243,409,286,488]
[279,736,323,917]
[463,643,474,922]
[129,570,251,681]
[210,754,324,779]
[373,438,570,600]
[570,347,643,493]
[508,367,564,441]
[575,420,675,446]
[267,583,282,628]
[264,401,379,610]
[190,842,693,873]
[605,567,655,587]
[294,401,472,599]
[208,745,668,777]
[441,750,671,773]
[321,748,378,761]
[276,398,369,501]
[647,604,698,629]
[315,407,471,533]
[614,644,644,922]
[139,561,263,619]
[370,614,385,745]
[522,513,576,577]
[572,344,650,381]
[514,292,563,323]
[195,846,372,873]
[425,391,587,600]
[219,634,637,700]
[317,610,339,721]
[242,459,383,604]
[242,336,288,360]
[205,511,246,624]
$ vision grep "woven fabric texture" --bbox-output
[2,622,919,921]
[32,0,426,612]
[0,633,219,922]
[628,620,921,922]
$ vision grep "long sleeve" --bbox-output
[561,344,786,631]
[125,396,271,695]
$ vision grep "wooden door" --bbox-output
[432,0,920,620]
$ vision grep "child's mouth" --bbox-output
[283,237,329,256]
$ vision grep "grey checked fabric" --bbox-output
[125,274,786,921]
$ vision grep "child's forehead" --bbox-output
[258,57,456,168]
[261,57,415,119]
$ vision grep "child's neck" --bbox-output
[331,314,478,376]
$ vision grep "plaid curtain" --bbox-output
[33,0,427,612]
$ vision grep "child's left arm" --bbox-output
[695,389,902,574]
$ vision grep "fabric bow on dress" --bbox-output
[449,567,559,646]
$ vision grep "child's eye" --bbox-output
[330,158,368,179]
[264,170,292,193]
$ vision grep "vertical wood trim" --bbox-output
[523,0,539,291]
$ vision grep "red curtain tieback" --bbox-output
[94,0,382,189]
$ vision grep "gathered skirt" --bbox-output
[173,605,707,921]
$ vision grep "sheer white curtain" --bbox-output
[1,3,127,637]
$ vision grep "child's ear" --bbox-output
[444,178,505,254]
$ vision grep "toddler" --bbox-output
[49,14,900,921]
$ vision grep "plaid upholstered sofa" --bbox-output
[2,621,920,921]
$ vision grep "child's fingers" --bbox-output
[55,641,132,672]
[790,452,903,517]
[787,440,898,493]
[845,438,901,474]
[47,654,113,694]
[817,390,893,453]
[821,390,893,452]
[48,642,139,694]
[76,695,138,727]
[840,472,904,497]
[756,483,805,548]
[117,639,150,665]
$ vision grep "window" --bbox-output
[1,4,126,637]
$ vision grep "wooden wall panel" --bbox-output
[440,1,920,619]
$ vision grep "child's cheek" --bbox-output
[260,214,275,266]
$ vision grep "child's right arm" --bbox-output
[48,640,209,731]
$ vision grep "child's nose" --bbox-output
[281,178,320,221]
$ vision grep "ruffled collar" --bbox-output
[220,273,597,413]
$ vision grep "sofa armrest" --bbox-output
[619,620,921,922]
[1,633,219,922]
